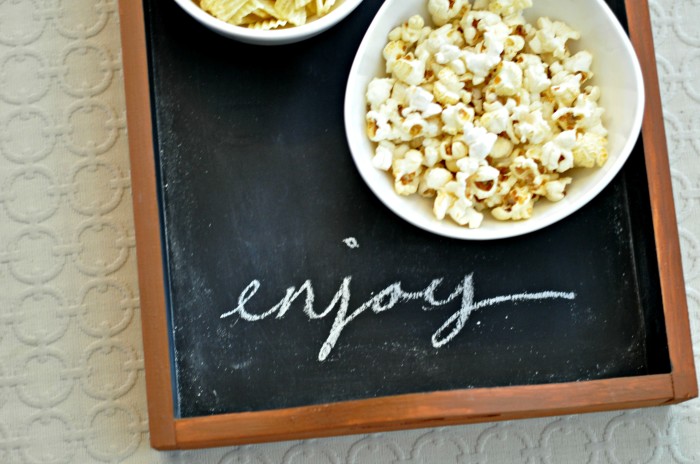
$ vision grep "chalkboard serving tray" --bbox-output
[119,0,697,450]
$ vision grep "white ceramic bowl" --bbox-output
[173,0,364,45]
[345,0,644,240]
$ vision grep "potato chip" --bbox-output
[319,0,336,14]
[237,13,265,25]
[250,0,279,18]
[201,0,250,22]
[200,0,340,29]
[275,0,308,25]
[305,0,319,16]
[229,1,258,24]
[249,18,289,29]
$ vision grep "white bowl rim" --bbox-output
[344,0,645,241]
[172,0,365,41]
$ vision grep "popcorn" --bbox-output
[439,138,469,161]
[552,90,605,134]
[543,177,572,202]
[429,0,469,26]
[448,198,484,227]
[393,55,426,86]
[519,54,551,94]
[435,43,462,64]
[401,113,430,139]
[513,107,551,144]
[529,17,581,59]
[540,130,577,173]
[463,122,497,160]
[383,40,408,74]
[488,0,533,16]
[503,35,526,60]
[572,132,608,168]
[564,51,593,78]
[442,103,474,135]
[470,165,500,199]
[456,156,480,176]
[491,136,514,158]
[483,21,511,56]
[434,67,465,105]
[365,0,608,228]
[399,15,428,44]
[550,72,583,107]
[434,190,456,220]
[392,149,424,195]
[480,101,510,134]
[423,167,455,190]
[366,109,392,142]
[464,51,501,85]
[510,155,543,185]
[492,61,523,96]
[366,78,394,110]
[448,58,468,75]
[491,186,535,220]
[405,86,434,113]
[423,139,441,166]
[373,141,394,171]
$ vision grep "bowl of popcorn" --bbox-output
[174,0,364,45]
[345,0,644,240]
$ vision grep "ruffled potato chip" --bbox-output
[198,0,340,29]
[229,1,258,24]
[249,18,289,29]
[318,0,336,14]
[275,0,308,25]
[200,0,250,22]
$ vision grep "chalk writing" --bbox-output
[220,274,575,362]
[343,237,360,249]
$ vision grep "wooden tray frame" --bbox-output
[118,0,697,450]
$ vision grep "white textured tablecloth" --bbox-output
[0,0,698,462]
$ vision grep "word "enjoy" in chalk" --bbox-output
[220,274,576,362]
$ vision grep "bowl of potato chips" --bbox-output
[174,0,364,45]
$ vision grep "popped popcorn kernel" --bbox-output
[366,78,395,110]
[529,17,581,59]
[429,0,470,26]
[543,177,572,202]
[492,61,523,96]
[373,141,395,171]
[488,0,533,17]
[393,54,427,86]
[572,132,608,168]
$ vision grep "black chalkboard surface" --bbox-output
[143,0,671,419]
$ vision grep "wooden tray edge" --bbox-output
[117,0,698,450]
[625,0,698,402]
[173,374,675,449]
[118,0,179,450]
